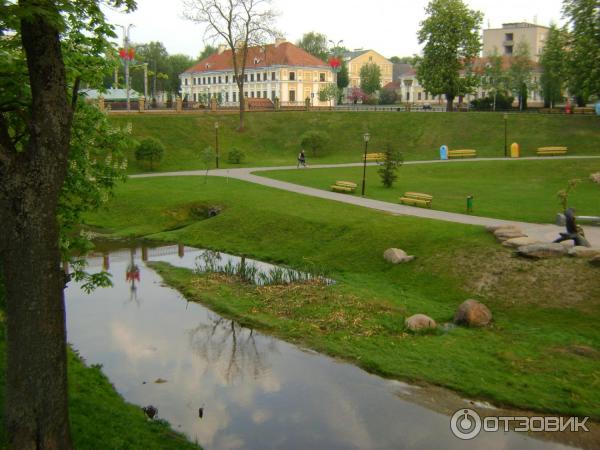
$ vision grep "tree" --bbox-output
[165,53,195,94]
[379,87,398,105]
[184,0,279,131]
[539,25,567,108]
[318,83,339,106]
[359,62,381,94]
[135,138,165,170]
[297,31,329,61]
[417,0,483,111]
[336,61,349,89]
[508,41,534,110]
[347,86,368,104]
[0,1,135,447]
[389,55,418,65]
[378,144,403,188]
[482,47,509,111]
[134,41,169,99]
[200,145,215,181]
[300,130,328,156]
[198,44,217,60]
[563,0,600,105]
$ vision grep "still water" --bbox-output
[65,243,583,450]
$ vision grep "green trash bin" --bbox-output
[466,195,474,213]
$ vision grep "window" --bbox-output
[251,73,254,82]
[192,78,196,85]
[504,45,513,55]
[418,92,422,101]
[257,73,261,81]
[263,91,267,99]
[319,73,326,82]
[225,75,229,83]
[256,91,260,98]
[264,72,267,80]
[289,71,295,81]
[289,90,296,101]
[244,74,248,82]
[425,92,429,100]
[271,72,276,81]
[213,76,216,84]
[207,77,211,85]
[406,92,410,101]
[271,90,276,100]
[369,56,373,62]
[193,93,197,101]
[218,76,222,83]
[233,92,237,102]
[184,78,188,86]
[203,77,206,84]
[505,33,514,41]
[244,91,248,97]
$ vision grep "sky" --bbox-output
[101,0,566,60]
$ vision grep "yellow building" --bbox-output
[342,49,393,90]
[483,22,549,62]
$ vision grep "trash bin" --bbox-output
[596,102,600,116]
[440,145,448,160]
[510,142,520,158]
[466,195,474,213]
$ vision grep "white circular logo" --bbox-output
[450,408,482,440]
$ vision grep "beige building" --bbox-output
[342,49,393,89]
[482,22,550,61]
[179,39,335,107]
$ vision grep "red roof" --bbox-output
[184,42,329,74]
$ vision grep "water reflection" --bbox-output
[65,243,584,450]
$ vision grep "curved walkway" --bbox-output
[131,156,600,246]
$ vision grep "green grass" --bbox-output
[86,176,600,419]
[259,159,600,223]
[0,287,199,449]
[109,112,600,173]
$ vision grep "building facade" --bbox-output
[180,40,335,106]
[342,49,393,89]
[482,22,550,61]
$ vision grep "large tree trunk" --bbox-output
[238,82,245,131]
[0,2,74,448]
[446,95,455,112]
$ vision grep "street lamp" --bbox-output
[503,113,508,157]
[214,121,220,168]
[361,132,371,196]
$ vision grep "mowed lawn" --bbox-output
[86,176,600,419]
[108,112,600,173]
[260,158,600,223]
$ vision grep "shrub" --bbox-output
[363,95,379,105]
[135,138,165,170]
[378,144,403,188]
[227,148,246,164]
[470,91,514,110]
[300,130,328,156]
[379,88,398,105]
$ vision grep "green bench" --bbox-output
[448,149,477,158]
[537,146,567,156]
[331,181,357,193]
[400,192,433,208]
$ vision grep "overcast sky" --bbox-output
[101,0,565,59]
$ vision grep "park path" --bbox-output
[131,156,600,246]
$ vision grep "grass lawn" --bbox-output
[108,112,600,173]
[0,290,199,448]
[259,158,600,223]
[85,176,600,419]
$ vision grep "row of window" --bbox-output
[190,90,300,103]
[184,71,328,86]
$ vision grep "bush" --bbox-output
[227,148,246,164]
[379,88,398,105]
[300,130,328,156]
[378,144,403,188]
[470,91,514,110]
[135,137,165,170]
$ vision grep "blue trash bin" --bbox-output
[595,102,600,115]
[440,145,448,160]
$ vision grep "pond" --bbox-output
[65,242,584,450]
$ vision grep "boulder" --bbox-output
[486,224,520,233]
[568,247,600,258]
[502,237,541,248]
[494,229,527,242]
[384,248,415,264]
[454,299,492,327]
[517,243,568,259]
[405,314,437,331]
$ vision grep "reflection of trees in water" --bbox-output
[187,313,278,384]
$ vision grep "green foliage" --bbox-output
[336,62,349,90]
[198,44,217,60]
[389,55,418,65]
[227,148,246,164]
[300,130,328,156]
[377,144,403,187]
[318,83,339,104]
[481,48,509,110]
[135,137,165,170]
[417,0,483,110]
[540,25,567,107]
[200,145,214,181]
[557,178,582,210]
[508,41,534,110]
[297,31,329,61]
[359,62,382,94]
[563,0,600,101]
[379,88,398,105]
[469,91,514,110]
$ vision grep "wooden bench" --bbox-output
[330,180,357,193]
[537,146,567,156]
[362,152,386,163]
[400,192,433,208]
[447,149,477,158]
[573,107,595,115]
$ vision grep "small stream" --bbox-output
[65,242,584,450]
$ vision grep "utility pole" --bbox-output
[120,24,134,111]
[143,63,148,105]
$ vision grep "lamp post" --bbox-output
[361,132,370,196]
[214,121,220,168]
[503,113,508,157]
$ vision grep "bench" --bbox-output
[447,149,477,158]
[362,152,386,163]
[537,146,567,156]
[330,180,357,193]
[400,192,433,208]
[573,107,595,115]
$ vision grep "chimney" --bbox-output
[217,44,227,54]
[275,37,286,47]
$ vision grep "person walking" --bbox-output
[297,149,306,168]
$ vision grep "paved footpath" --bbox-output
[132,156,600,246]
